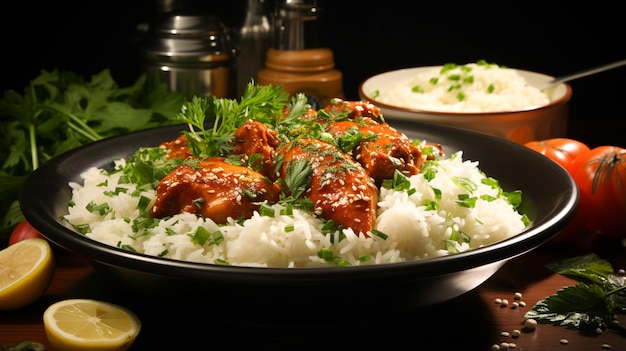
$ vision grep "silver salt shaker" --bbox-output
[140,13,237,99]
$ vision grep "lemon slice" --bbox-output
[0,237,55,310]
[43,299,142,351]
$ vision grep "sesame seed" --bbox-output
[559,339,569,344]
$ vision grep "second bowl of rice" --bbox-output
[358,61,572,144]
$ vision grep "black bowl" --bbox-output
[20,120,577,320]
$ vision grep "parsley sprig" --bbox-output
[174,83,294,158]
[525,253,626,332]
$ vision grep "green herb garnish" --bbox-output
[525,253,626,332]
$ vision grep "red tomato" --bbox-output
[524,138,590,170]
[8,220,45,245]
[569,146,626,237]
[525,138,591,243]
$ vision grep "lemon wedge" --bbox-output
[43,299,141,351]
[0,237,55,310]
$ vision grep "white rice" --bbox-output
[376,63,550,113]
[63,151,527,268]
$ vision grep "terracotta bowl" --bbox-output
[359,66,572,144]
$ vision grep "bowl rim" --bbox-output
[358,65,573,116]
[20,122,579,285]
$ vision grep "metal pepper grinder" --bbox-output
[140,7,237,99]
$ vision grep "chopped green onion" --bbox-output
[260,204,275,217]
[452,176,478,193]
[86,201,110,215]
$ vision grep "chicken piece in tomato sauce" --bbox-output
[277,138,378,236]
[231,120,280,179]
[323,99,384,123]
[151,157,281,224]
[326,117,426,186]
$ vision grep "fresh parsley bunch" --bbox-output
[0,69,186,247]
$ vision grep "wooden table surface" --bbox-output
[1,234,625,351]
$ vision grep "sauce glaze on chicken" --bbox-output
[150,99,442,236]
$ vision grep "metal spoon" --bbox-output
[540,59,626,90]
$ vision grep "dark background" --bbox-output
[3,0,625,147]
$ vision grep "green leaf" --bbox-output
[92,102,153,133]
[525,283,617,329]
[143,81,187,123]
[2,129,28,171]
[284,159,313,199]
[334,126,363,154]
[123,146,182,188]
[546,253,615,286]
[526,253,626,333]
